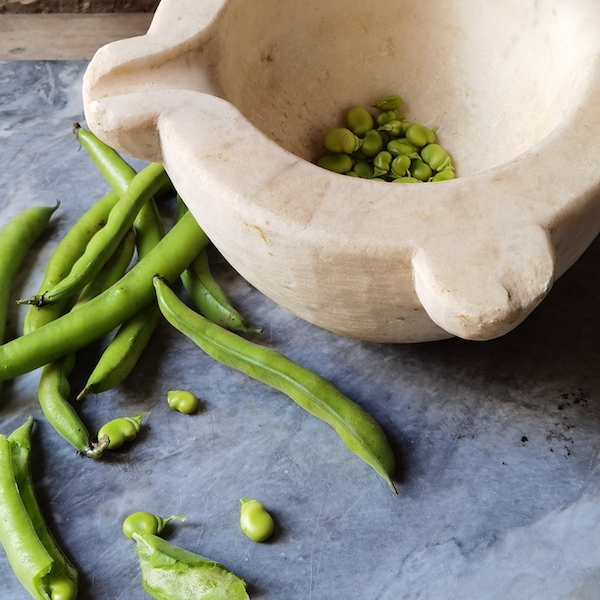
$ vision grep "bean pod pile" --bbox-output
[317,94,456,183]
[0,124,399,598]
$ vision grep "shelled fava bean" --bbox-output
[316,94,456,183]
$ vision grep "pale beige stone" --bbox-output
[82,0,600,343]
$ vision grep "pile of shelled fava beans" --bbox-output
[316,94,455,183]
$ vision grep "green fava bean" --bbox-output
[393,176,422,183]
[375,110,402,127]
[373,151,393,177]
[345,171,359,177]
[378,119,403,137]
[239,499,274,542]
[167,390,199,414]
[431,168,456,182]
[97,413,143,450]
[387,139,419,158]
[345,106,374,136]
[421,143,453,171]
[317,153,353,174]
[410,158,433,181]
[361,129,384,157]
[405,124,436,147]
[352,162,374,179]
[372,94,403,110]
[49,575,77,600]
[390,155,411,178]
[323,127,362,154]
[123,511,186,539]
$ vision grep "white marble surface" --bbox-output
[1,61,600,599]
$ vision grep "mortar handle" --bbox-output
[412,224,555,341]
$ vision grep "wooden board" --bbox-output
[0,13,154,60]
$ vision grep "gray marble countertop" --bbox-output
[2,61,600,600]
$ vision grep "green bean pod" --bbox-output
[0,210,209,383]
[22,191,121,334]
[0,418,78,600]
[38,354,107,458]
[74,123,137,193]
[26,162,170,307]
[131,530,249,600]
[71,227,136,310]
[7,418,79,593]
[182,249,262,334]
[76,303,162,399]
[0,203,58,343]
[372,94,403,110]
[38,228,136,456]
[153,276,397,493]
[76,132,167,398]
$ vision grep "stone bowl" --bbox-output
[82,0,600,343]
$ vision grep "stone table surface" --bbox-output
[2,60,600,600]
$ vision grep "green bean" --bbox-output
[405,123,436,148]
[420,143,453,172]
[97,413,143,450]
[182,249,262,334]
[122,511,186,539]
[130,530,249,600]
[409,158,433,182]
[378,119,403,137]
[323,127,363,154]
[153,276,397,492]
[372,94,403,110]
[24,162,170,307]
[393,176,422,183]
[386,139,419,159]
[239,499,274,542]
[390,155,411,178]
[0,203,57,388]
[167,390,200,414]
[352,161,374,179]
[430,168,456,182]
[375,110,402,127]
[373,151,393,178]
[361,129,384,157]
[317,153,353,174]
[0,210,208,383]
[0,417,78,600]
[345,106,374,136]
[22,191,121,334]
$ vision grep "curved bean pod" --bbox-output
[38,228,137,456]
[38,354,107,458]
[182,249,262,334]
[0,203,58,342]
[25,162,170,307]
[75,130,167,398]
[76,302,162,399]
[8,418,79,591]
[22,191,121,334]
[0,418,78,599]
[0,210,209,383]
[153,276,397,493]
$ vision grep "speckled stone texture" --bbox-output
[1,61,600,599]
